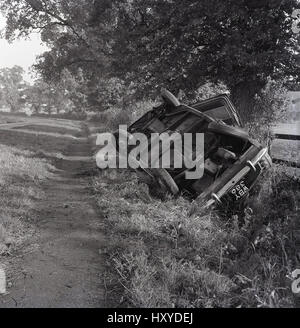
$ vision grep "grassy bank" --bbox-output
[93,165,299,308]
[0,145,52,256]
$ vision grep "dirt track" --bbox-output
[0,118,108,308]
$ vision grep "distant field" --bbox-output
[0,113,83,129]
[0,114,89,158]
[272,121,300,137]
[12,124,84,138]
[271,121,300,178]
[0,129,73,154]
[271,139,299,163]
[0,116,25,125]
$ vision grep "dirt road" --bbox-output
[0,117,108,308]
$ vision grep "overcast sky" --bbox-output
[0,15,48,83]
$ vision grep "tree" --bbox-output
[111,0,300,120]
[0,0,114,76]
[1,0,299,120]
[0,66,26,112]
[0,0,133,111]
[25,79,63,114]
[26,73,85,115]
[24,79,46,114]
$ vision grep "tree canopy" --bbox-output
[111,0,300,119]
[0,0,299,119]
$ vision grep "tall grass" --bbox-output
[0,145,52,256]
[93,165,299,308]
[87,100,157,130]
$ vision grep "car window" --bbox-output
[193,97,241,126]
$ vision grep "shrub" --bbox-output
[245,79,289,144]
[95,100,156,132]
[87,111,112,123]
[108,110,132,131]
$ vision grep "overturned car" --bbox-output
[116,89,272,208]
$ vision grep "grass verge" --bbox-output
[93,165,299,308]
[0,144,52,256]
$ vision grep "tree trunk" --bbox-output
[47,105,52,115]
[230,81,264,124]
[7,100,17,113]
[33,104,40,114]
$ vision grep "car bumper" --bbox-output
[201,147,272,208]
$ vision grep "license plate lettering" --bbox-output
[231,181,249,200]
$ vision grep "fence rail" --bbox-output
[271,122,299,168]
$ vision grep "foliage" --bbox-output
[0,66,88,115]
[0,66,27,112]
[88,100,157,131]
[184,82,229,103]
[0,0,129,112]
[1,1,299,119]
[245,78,290,144]
[111,0,300,118]
[25,69,90,115]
